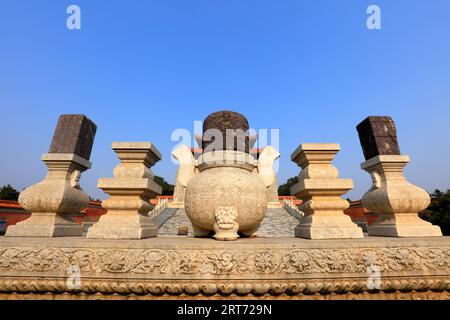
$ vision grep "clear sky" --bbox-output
[0,0,449,200]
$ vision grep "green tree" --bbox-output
[154,176,175,196]
[278,176,298,196]
[422,189,450,236]
[0,184,20,201]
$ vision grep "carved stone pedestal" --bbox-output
[87,142,162,239]
[6,154,91,237]
[0,236,449,300]
[291,144,363,239]
[361,155,442,237]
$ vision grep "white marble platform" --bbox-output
[0,236,449,300]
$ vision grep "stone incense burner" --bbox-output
[184,111,279,241]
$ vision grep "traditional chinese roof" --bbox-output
[0,200,22,210]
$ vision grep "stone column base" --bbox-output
[295,214,364,240]
[295,225,364,240]
[5,213,82,237]
[87,215,158,239]
[368,214,442,237]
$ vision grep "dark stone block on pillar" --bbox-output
[202,110,250,153]
[49,114,97,161]
[356,116,401,161]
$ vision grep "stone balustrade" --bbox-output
[148,198,169,219]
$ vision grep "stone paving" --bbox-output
[157,207,300,237]
[257,208,300,237]
[157,208,194,237]
[152,208,178,229]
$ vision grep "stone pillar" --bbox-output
[357,116,442,237]
[6,114,97,237]
[87,142,162,239]
[290,144,364,239]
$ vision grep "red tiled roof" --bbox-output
[0,200,23,209]
[0,200,103,210]
[0,200,107,228]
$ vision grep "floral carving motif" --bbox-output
[0,243,449,297]
[99,250,133,272]
[140,251,170,273]
[284,251,313,273]
[178,253,203,273]
[215,253,235,273]
[255,251,279,273]
[0,246,449,276]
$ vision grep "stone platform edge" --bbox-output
[0,237,449,300]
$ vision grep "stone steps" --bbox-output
[152,208,178,229]
[157,207,300,238]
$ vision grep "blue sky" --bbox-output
[0,0,449,200]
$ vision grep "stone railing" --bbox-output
[283,198,304,221]
[148,198,169,219]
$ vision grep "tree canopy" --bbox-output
[0,185,20,201]
[154,176,175,196]
[278,176,298,196]
[423,189,450,236]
